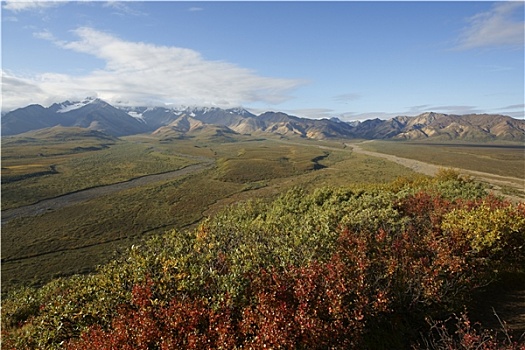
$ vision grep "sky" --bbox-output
[1,1,524,120]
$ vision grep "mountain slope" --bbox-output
[63,99,147,136]
[1,104,59,135]
[9,125,118,143]
[2,98,147,136]
[353,112,525,142]
[2,99,524,142]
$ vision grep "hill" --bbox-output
[1,126,118,162]
[151,114,240,141]
[3,125,118,144]
[3,99,524,142]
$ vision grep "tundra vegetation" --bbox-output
[1,131,524,349]
[360,141,525,179]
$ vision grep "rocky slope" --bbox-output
[2,100,524,142]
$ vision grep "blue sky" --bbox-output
[2,1,524,120]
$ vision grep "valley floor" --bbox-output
[1,161,214,226]
[349,140,525,203]
[2,135,524,344]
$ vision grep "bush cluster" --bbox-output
[2,172,524,349]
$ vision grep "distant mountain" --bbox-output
[352,112,525,142]
[121,106,354,139]
[2,98,146,137]
[1,104,59,136]
[122,106,257,133]
[151,114,238,140]
[2,99,524,142]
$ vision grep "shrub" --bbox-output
[418,312,525,350]
[2,176,522,349]
[442,198,525,266]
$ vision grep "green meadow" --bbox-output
[2,131,415,293]
[360,140,525,179]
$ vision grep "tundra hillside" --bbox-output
[2,170,525,349]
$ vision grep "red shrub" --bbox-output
[67,192,521,349]
[67,278,238,350]
[419,313,525,350]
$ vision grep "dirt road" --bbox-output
[348,142,441,176]
[3,139,523,221]
[348,142,524,202]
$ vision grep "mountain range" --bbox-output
[2,98,524,142]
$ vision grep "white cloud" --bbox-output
[33,29,57,41]
[102,1,146,16]
[495,103,525,119]
[2,1,60,12]
[405,105,432,115]
[2,27,306,111]
[338,105,485,122]
[2,71,49,110]
[499,103,525,110]
[285,108,334,119]
[456,2,524,50]
[333,93,361,103]
[406,105,482,115]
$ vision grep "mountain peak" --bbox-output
[329,117,343,123]
[55,97,104,114]
[226,107,255,117]
[2,99,524,142]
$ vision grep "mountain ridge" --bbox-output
[2,99,524,142]
[1,98,145,137]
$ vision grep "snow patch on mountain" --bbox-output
[56,98,96,113]
[127,111,147,123]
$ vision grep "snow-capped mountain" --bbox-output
[53,97,99,114]
[2,98,146,136]
[2,98,524,142]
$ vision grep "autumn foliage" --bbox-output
[3,173,525,349]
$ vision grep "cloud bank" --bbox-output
[338,103,524,122]
[456,2,524,50]
[2,27,305,111]
[2,0,60,12]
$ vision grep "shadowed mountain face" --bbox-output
[3,100,524,142]
[1,98,146,137]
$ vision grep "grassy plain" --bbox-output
[2,132,417,293]
[1,130,196,209]
[360,140,525,179]
[5,132,523,294]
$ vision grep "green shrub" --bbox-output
[442,198,525,265]
[2,176,520,349]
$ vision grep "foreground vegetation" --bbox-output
[3,170,524,349]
